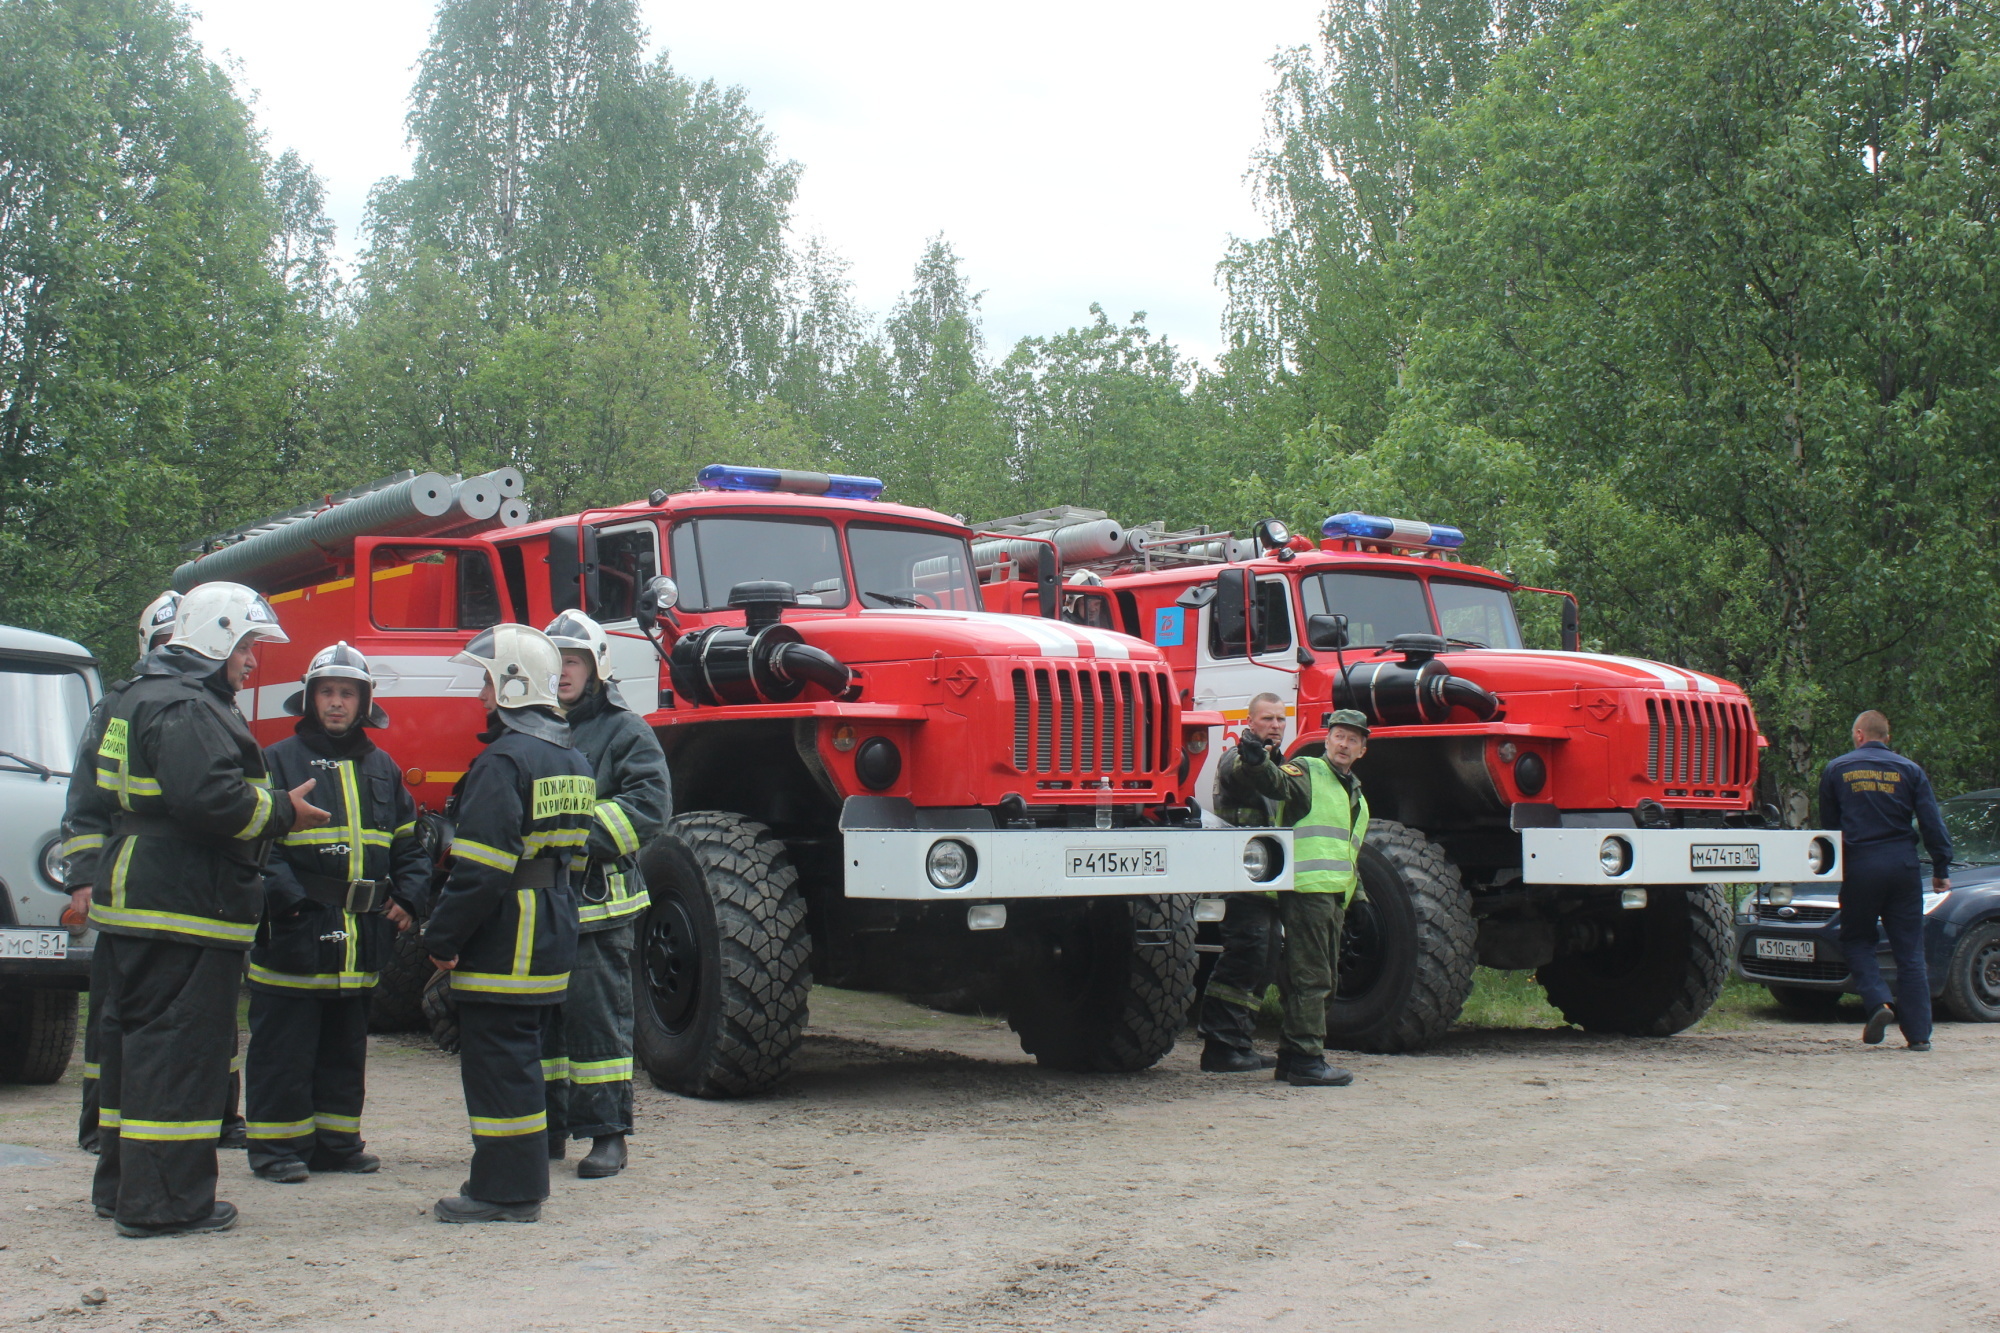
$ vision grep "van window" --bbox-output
[0,662,93,777]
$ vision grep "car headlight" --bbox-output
[39,838,66,888]
[1243,836,1283,883]
[1598,836,1633,877]
[926,839,976,890]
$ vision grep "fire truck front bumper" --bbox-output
[1520,826,1841,886]
[838,797,1292,901]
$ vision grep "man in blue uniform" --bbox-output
[1818,710,1951,1051]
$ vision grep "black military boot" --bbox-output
[1200,1042,1277,1073]
[577,1134,627,1179]
[1282,1054,1355,1087]
[311,1148,381,1174]
[116,1200,239,1238]
[1863,1003,1896,1045]
[253,1156,310,1183]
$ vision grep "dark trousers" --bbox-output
[459,1001,554,1205]
[245,989,370,1169]
[1198,896,1280,1053]
[79,949,242,1155]
[1841,862,1933,1044]
[90,934,239,1227]
[1277,892,1345,1059]
[547,923,636,1143]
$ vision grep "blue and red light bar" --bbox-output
[696,464,885,500]
[1322,511,1466,550]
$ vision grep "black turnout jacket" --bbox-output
[250,722,431,994]
[421,710,595,1005]
[61,648,295,950]
[564,681,670,932]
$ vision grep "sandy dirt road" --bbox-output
[4,989,1998,1333]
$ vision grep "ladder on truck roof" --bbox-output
[971,506,1256,580]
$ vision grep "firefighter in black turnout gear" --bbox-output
[244,643,430,1182]
[69,582,331,1237]
[423,624,595,1223]
[543,611,669,1179]
[65,591,184,1155]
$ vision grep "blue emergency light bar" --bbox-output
[696,464,885,500]
[1322,511,1466,550]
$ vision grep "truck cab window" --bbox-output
[1300,571,1431,646]
[592,523,660,622]
[1062,591,1115,629]
[848,523,980,610]
[670,516,848,611]
[1208,579,1294,657]
[370,546,502,631]
[1430,579,1524,649]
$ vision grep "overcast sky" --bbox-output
[185,1,1325,366]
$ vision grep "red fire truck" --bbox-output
[968,505,1843,1051]
[175,467,1285,1095]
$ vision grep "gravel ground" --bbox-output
[3,987,1997,1332]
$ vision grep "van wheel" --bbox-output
[1940,920,2000,1022]
[1007,895,1198,1072]
[1325,821,1475,1053]
[632,814,811,1097]
[0,988,78,1084]
[1540,884,1730,1035]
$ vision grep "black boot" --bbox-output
[577,1134,627,1179]
[1200,1042,1276,1073]
[310,1149,381,1174]
[434,1194,540,1223]
[1863,1003,1896,1045]
[116,1200,238,1238]
[253,1156,310,1184]
[1282,1054,1355,1087]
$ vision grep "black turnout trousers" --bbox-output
[244,991,370,1169]
[90,934,239,1226]
[460,1000,555,1204]
[546,922,637,1143]
[1197,895,1282,1053]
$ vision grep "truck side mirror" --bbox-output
[635,576,679,632]
[1560,597,1580,652]
[1307,613,1349,650]
[1215,567,1265,656]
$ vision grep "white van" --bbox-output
[0,624,101,1083]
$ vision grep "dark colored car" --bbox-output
[1734,790,2000,1021]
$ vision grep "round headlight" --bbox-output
[39,838,65,888]
[854,736,902,790]
[1807,836,1835,876]
[1513,751,1547,796]
[926,839,976,890]
[1243,835,1283,883]
[1598,835,1633,877]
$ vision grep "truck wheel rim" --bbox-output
[644,897,701,1033]
[1337,897,1386,1001]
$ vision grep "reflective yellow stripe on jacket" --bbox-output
[452,887,569,998]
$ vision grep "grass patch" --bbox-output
[1257,968,1798,1035]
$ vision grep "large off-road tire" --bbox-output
[0,988,78,1084]
[1939,919,2000,1023]
[1539,884,1730,1035]
[369,926,433,1032]
[1006,895,1198,1072]
[1325,820,1475,1053]
[632,814,811,1097]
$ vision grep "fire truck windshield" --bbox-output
[1430,579,1524,649]
[671,516,848,609]
[849,523,981,611]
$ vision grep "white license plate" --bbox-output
[1753,937,1814,962]
[0,928,67,960]
[1693,843,1761,871]
[1065,848,1167,878]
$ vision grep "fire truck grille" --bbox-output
[1645,696,1757,788]
[1010,663,1175,778]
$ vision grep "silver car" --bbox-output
[0,624,101,1083]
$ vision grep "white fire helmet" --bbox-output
[543,610,613,681]
[451,623,563,713]
[284,641,388,728]
[137,591,182,658]
[169,582,289,661]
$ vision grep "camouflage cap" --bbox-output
[1326,708,1371,737]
